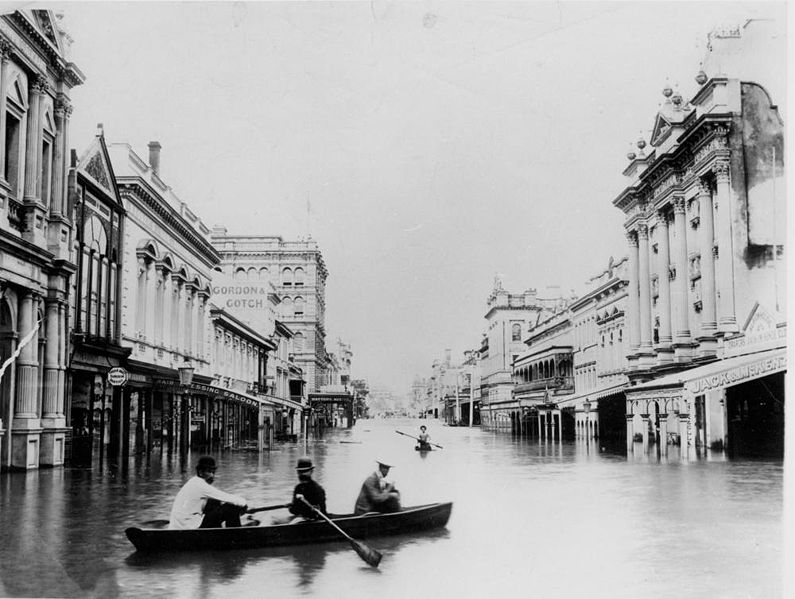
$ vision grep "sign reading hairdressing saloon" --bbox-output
[211,271,276,336]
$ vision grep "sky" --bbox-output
[48,0,785,395]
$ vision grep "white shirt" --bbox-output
[168,476,247,530]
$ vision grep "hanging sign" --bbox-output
[107,367,129,387]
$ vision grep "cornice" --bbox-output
[118,182,220,269]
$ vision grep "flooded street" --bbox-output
[0,418,783,599]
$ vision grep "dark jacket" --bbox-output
[289,479,327,519]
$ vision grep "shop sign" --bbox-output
[211,271,275,337]
[107,367,129,387]
[725,304,786,357]
[686,353,787,394]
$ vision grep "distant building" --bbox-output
[613,19,785,457]
[210,229,331,393]
[479,276,569,429]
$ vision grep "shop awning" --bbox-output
[562,381,629,406]
[630,347,786,395]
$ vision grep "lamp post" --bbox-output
[178,361,195,466]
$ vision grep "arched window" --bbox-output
[258,267,269,280]
[4,74,27,199]
[511,323,521,342]
[281,297,293,317]
[294,332,305,352]
[282,267,293,286]
[234,267,247,281]
[294,296,304,316]
[294,268,305,286]
[247,267,257,280]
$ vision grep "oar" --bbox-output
[141,503,291,527]
[297,496,382,568]
[395,430,444,449]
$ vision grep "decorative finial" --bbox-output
[695,63,708,85]
[662,78,673,98]
[672,85,683,107]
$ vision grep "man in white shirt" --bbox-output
[169,456,248,529]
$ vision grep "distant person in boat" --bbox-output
[289,457,328,521]
[168,456,248,530]
[416,425,432,451]
[354,458,402,515]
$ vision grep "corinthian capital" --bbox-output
[697,178,711,197]
[0,38,12,61]
[714,160,730,183]
[672,196,686,214]
[625,229,638,248]
[656,210,670,227]
[637,223,649,240]
[32,74,49,95]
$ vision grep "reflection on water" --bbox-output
[0,418,783,599]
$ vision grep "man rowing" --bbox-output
[169,456,248,529]
[354,458,402,515]
[289,457,328,521]
[416,425,432,451]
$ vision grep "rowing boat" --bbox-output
[125,502,453,553]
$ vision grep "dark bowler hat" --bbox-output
[296,457,314,472]
[196,456,217,472]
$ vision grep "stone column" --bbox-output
[14,293,39,418]
[671,197,692,359]
[23,75,45,202]
[41,299,59,419]
[176,283,186,355]
[12,292,41,469]
[659,413,669,456]
[678,413,690,459]
[59,100,72,216]
[641,413,650,452]
[50,99,67,217]
[655,211,673,363]
[696,180,718,353]
[637,224,654,360]
[154,266,166,346]
[626,230,641,365]
[0,39,11,181]
[626,414,634,452]
[145,261,157,344]
[184,285,195,357]
[57,301,66,415]
[714,161,737,333]
[135,257,147,339]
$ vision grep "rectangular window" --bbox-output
[108,266,117,340]
[4,113,20,197]
[40,138,52,206]
[79,248,90,332]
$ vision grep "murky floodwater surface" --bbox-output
[0,419,783,598]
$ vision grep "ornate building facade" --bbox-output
[614,20,785,457]
[0,10,83,469]
[479,276,569,430]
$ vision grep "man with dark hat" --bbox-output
[288,457,327,521]
[168,456,248,529]
[354,458,401,515]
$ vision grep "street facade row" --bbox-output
[418,19,786,459]
[0,9,353,471]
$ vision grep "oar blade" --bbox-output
[350,538,382,568]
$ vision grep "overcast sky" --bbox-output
[56,1,784,395]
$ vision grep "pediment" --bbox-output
[649,113,672,147]
[76,133,122,206]
[742,302,778,333]
[8,78,26,109]
[32,10,60,50]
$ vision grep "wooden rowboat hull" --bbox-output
[125,502,452,553]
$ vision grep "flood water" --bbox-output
[0,418,784,598]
